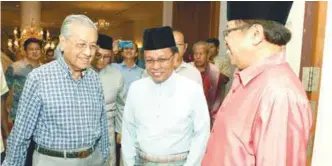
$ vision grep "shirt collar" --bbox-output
[202,63,211,75]
[147,71,177,97]
[188,62,210,74]
[237,52,286,86]
[120,62,138,69]
[92,65,110,74]
[175,62,188,72]
[22,57,42,68]
[151,71,176,89]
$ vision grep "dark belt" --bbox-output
[35,144,97,158]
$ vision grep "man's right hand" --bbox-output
[113,40,120,54]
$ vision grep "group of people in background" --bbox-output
[1,1,312,166]
[0,25,229,166]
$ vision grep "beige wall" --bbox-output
[82,14,162,48]
[163,1,173,27]
[132,17,162,48]
[104,21,135,41]
[101,17,162,48]
[311,2,332,165]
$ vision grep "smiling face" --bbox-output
[144,47,174,83]
[122,44,138,60]
[25,42,42,61]
[224,20,254,70]
[93,48,112,70]
[60,23,98,71]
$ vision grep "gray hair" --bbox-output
[192,41,209,54]
[60,14,97,38]
[55,14,97,59]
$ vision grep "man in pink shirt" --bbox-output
[202,2,313,166]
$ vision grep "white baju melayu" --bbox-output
[96,65,127,166]
[122,72,210,166]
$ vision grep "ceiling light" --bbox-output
[94,19,110,30]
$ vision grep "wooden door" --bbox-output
[172,1,220,62]
[299,1,328,165]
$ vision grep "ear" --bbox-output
[59,35,66,51]
[251,24,265,46]
[184,43,188,53]
[174,52,181,61]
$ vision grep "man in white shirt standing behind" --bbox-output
[121,26,210,166]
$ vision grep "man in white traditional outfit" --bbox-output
[92,34,127,166]
[141,29,203,86]
[121,26,210,166]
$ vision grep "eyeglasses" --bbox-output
[176,43,186,47]
[95,52,111,60]
[222,25,251,38]
[145,54,173,65]
[67,37,99,54]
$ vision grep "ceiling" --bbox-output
[1,1,163,29]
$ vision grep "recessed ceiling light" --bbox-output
[16,5,20,7]
[84,12,88,14]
